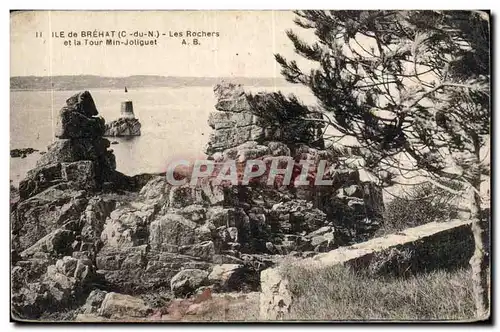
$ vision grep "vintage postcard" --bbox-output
[10,10,491,322]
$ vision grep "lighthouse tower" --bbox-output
[120,100,135,119]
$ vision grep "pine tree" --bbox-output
[276,10,490,318]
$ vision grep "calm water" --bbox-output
[10,86,315,184]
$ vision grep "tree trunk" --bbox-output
[469,136,490,319]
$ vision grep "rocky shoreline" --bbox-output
[11,84,384,321]
[103,118,141,137]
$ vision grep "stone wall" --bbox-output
[259,219,474,320]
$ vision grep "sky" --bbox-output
[10,10,316,77]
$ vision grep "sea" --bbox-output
[10,85,315,185]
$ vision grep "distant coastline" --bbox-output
[10,75,290,91]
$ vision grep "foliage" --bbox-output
[377,181,463,236]
[247,92,324,148]
[275,10,490,191]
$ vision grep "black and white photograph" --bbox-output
[9,9,491,323]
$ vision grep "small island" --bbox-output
[103,100,142,137]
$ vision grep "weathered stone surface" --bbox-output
[180,204,206,223]
[20,229,75,259]
[65,91,99,117]
[208,264,246,291]
[98,292,150,318]
[213,83,252,113]
[103,118,141,137]
[259,219,474,320]
[100,204,155,249]
[270,200,328,234]
[206,125,264,154]
[221,141,269,162]
[170,269,209,297]
[179,241,215,261]
[61,161,96,190]
[13,187,88,252]
[55,91,104,139]
[12,256,96,319]
[208,110,255,129]
[149,214,197,251]
[168,180,225,207]
[139,176,168,203]
[81,289,107,314]
[18,163,63,200]
[37,138,115,172]
[80,197,117,248]
[259,268,292,320]
[56,107,105,139]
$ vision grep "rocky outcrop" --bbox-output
[103,118,141,137]
[12,256,96,319]
[11,84,387,321]
[18,91,127,200]
[205,83,324,155]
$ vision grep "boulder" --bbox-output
[81,289,107,315]
[213,83,252,113]
[103,118,141,137]
[100,205,152,249]
[205,125,264,154]
[55,91,104,139]
[65,90,98,117]
[98,292,150,318]
[56,107,105,139]
[208,264,244,291]
[149,214,197,251]
[170,269,209,297]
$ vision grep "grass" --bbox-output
[281,262,475,321]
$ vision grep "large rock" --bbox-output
[100,204,155,249]
[55,91,104,139]
[37,138,115,172]
[103,118,141,137]
[149,214,197,251]
[98,292,150,318]
[213,83,252,113]
[65,90,98,116]
[13,186,88,252]
[208,110,255,129]
[170,269,209,297]
[20,228,74,259]
[56,108,105,139]
[81,289,107,315]
[207,263,258,292]
[179,241,215,261]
